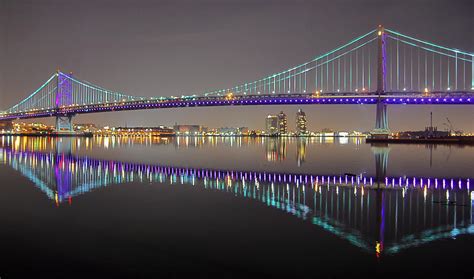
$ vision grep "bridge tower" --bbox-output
[372,25,390,138]
[55,71,75,133]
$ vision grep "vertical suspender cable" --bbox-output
[403,43,406,89]
[396,38,399,90]
[432,52,435,90]
[315,60,318,91]
[304,65,307,92]
[350,52,352,91]
[455,52,458,90]
[472,55,474,90]
[410,46,413,90]
[418,48,420,91]
[321,59,324,91]
[447,58,450,89]
[344,55,347,91]
[362,47,365,90]
[332,59,335,91]
[463,57,466,90]
[425,51,428,89]
[356,49,358,90]
[326,55,329,92]
[368,45,371,90]
[338,58,341,91]
[440,53,443,90]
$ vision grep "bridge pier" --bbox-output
[372,99,390,138]
[55,114,74,132]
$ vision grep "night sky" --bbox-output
[0,0,473,132]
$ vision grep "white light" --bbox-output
[403,88,406,91]
[447,87,451,91]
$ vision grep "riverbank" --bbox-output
[366,136,474,145]
[0,132,93,137]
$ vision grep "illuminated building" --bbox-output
[8,122,54,134]
[218,127,239,135]
[265,115,279,136]
[0,120,13,132]
[296,109,307,135]
[173,124,208,135]
[74,123,97,132]
[114,126,175,136]
[321,128,335,137]
[278,111,287,135]
[238,127,249,135]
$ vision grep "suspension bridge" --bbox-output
[1,26,473,136]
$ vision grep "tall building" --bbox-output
[277,111,287,135]
[265,115,279,136]
[296,109,307,135]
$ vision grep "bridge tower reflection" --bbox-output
[371,144,390,257]
[371,144,390,185]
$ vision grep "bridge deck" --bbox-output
[1,92,473,120]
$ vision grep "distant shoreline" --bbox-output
[366,136,474,145]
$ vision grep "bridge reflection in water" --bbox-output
[0,138,472,258]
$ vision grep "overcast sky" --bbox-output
[0,0,473,131]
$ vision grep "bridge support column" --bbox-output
[372,99,390,138]
[55,114,74,132]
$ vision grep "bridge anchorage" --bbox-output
[0,25,473,132]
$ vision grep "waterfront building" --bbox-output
[238,127,250,135]
[278,111,287,135]
[114,126,175,136]
[296,109,307,135]
[74,123,98,132]
[173,124,208,135]
[265,115,279,136]
[218,127,238,135]
[0,120,13,132]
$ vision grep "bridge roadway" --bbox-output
[0,91,473,121]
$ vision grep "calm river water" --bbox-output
[0,136,472,278]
